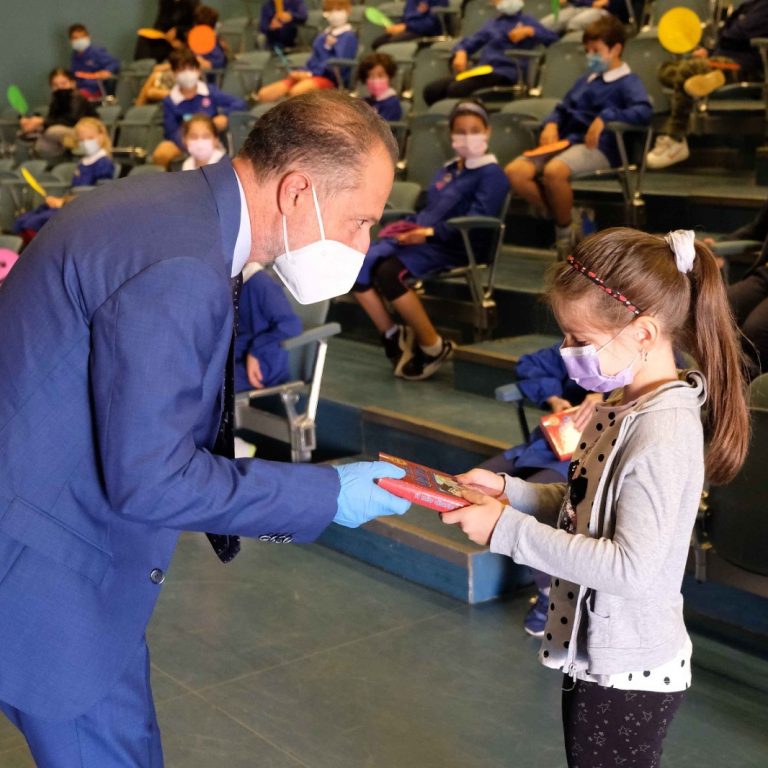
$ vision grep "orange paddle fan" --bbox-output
[523,139,570,158]
[188,25,217,56]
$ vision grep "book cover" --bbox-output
[540,407,582,461]
[376,453,501,513]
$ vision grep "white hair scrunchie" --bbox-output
[664,229,696,274]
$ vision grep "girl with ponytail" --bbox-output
[437,227,749,766]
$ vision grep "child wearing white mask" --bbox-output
[68,22,120,101]
[13,117,115,242]
[153,48,246,169]
[181,114,226,170]
[256,0,358,102]
[351,100,509,381]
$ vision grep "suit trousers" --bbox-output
[0,636,164,767]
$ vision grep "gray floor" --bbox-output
[3,534,767,767]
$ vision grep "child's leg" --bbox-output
[658,58,712,139]
[541,158,574,228]
[506,156,547,216]
[353,287,395,334]
[562,678,686,768]
[391,290,439,348]
[288,79,321,97]
[257,78,292,102]
[151,140,181,169]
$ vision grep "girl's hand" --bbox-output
[454,467,505,496]
[441,487,505,546]
[540,122,559,146]
[212,114,228,131]
[45,196,64,208]
[452,50,468,73]
[571,392,602,432]
[247,354,264,389]
[279,11,293,23]
[508,25,534,44]
[584,116,604,150]
[546,395,572,413]
[386,23,407,35]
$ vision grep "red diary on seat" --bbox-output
[375,453,501,512]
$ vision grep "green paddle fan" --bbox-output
[7,85,29,116]
[365,7,394,27]
[551,0,560,21]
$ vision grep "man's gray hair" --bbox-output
[238,91,398,193]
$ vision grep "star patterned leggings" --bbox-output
[561,677,686,767]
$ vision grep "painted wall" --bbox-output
[0,0,252,109]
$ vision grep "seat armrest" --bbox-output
[710,239,762,257]
[495,382,523,402]
[281,322,340,351]
[445,215,502,231]
[234,380,307,404]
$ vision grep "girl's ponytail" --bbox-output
[687,241,750,485]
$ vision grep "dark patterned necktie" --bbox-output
[206,272,243,563]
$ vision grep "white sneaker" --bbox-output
[647,135,690,169]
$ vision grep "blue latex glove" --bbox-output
[333,460,411,528]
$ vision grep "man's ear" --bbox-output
[276,172,311,217]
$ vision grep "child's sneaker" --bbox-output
[382,325,414,372]
[523,589,550,637]
[399,339,455,381]
[647,135,690,169]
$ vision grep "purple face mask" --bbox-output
[559,331,638,393]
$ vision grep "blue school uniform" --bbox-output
[201,40,227,71]
[501,343,589,477]
[303,25,358,86]
[13,152,116,235]
[453,12,558,83]
[234,269,303,393]
[162,81,247,148]
[715,0,768,81]
[543,63,652,167]
[403,0,449,37]
[70,44,120,97]
[357,155,509,286]
[364,90,403,121]
[260,0,309,49]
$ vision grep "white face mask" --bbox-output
[71,36,91,52]
[452,133,489,160]
[273,184,365,305]
[497,0,523,15]
[176,70,200,90]
[186,137,216,163]
[324,10,349,28]
[80,138,101,156]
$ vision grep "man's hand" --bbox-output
[441,487,505,546]
[584,116,604,150]
[508,24,534,44]
[386,23,408,35]
[540,122,559,146]
[247,354,264,389]
[452,50,468,73]
[333,461,411,527]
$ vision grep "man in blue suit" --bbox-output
[0,92,408,765]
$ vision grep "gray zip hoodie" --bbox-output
[490,371,706,676]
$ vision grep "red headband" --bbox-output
[566,255,642,317]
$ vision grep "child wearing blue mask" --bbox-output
[423,0,558,106]
[505,15,651,258]
[351,100,509,381]
[68,23,120,101]
[13,117,115,242]
[371,0,449,49]
[256,0,358,102]
[440,227,749,767]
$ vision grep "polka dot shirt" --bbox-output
[538,399,692,693]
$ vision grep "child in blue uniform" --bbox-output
[540,0,626,34]
[152,48,247,168]
[423,0,558,105]
[257,0,358,101]
[358,53,403,121]
[68,23,120,100]
[506,15,651,256]
[13,117,115,241]
[235,265,303,393]
[260,0,309,50]
[372,0,449,49]
[193,5,229,77]
[352,100,509,380]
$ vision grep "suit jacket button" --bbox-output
[150,568,165,584]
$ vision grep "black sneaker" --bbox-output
[382,325,414,371]
[398,339,455,381]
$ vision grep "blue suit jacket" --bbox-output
[0,158,339,720]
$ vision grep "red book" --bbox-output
[540,407,582,461]
[375,453,501,513]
